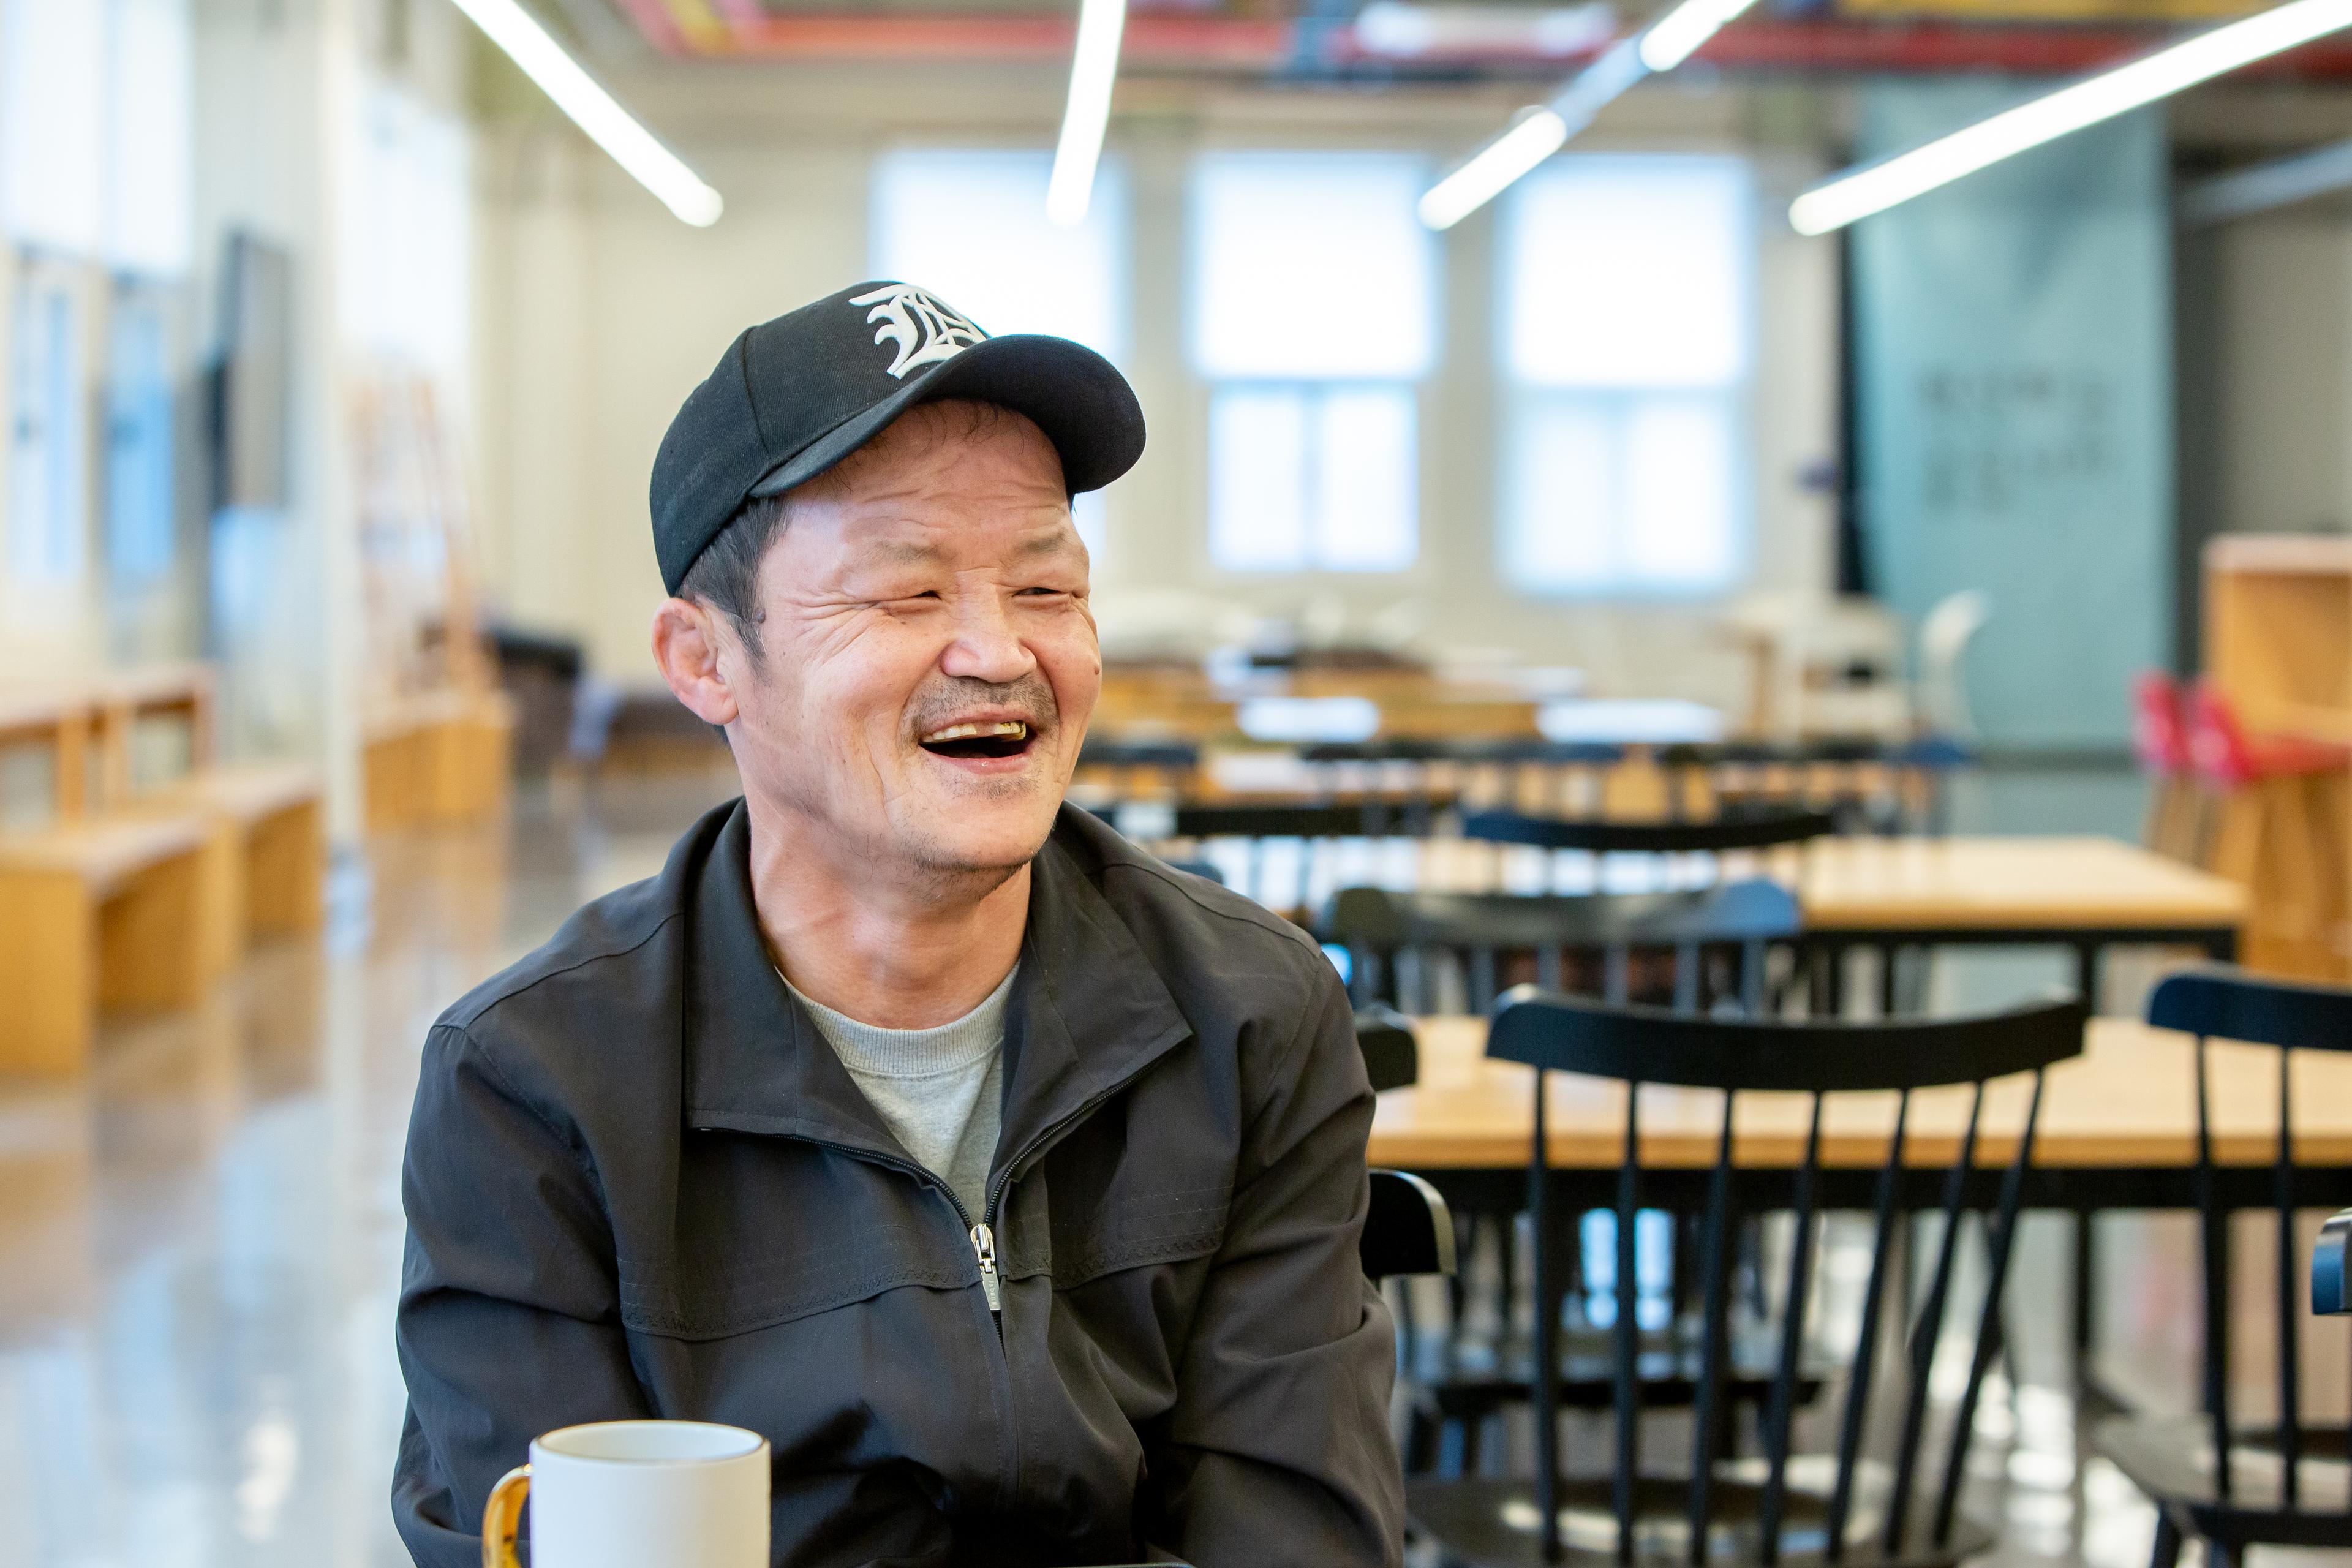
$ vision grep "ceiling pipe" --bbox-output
[609,5,2352,77]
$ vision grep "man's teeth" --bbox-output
[923,720,1029,743]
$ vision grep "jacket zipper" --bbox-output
[709,1063,1167,1327]
[698,1050,1180,1521]
[969,1221,1001,1314]
[959,1071,1140,1320]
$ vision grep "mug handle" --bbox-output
[481,1464,530,1568]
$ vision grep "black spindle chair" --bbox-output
[1652,740,1972,839]
[1357,1003,1422,1093]
[1465,807,1847,1016]
[2094,965,2352,1568]
[1461,805,1836,865]
[1406,987,2086,1568]
[1321,882,1803,1017]
[1136,798,1447,921]
[1325,880,1806,1476]
[1366,1167,1460,1282]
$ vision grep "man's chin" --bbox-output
[892,802,1062,880]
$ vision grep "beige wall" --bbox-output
[2209,211,2352,536]
[473,69,1842,709]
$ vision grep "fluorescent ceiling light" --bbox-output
[1791,0,2352,235]
[1417,0,1749,232]
[1419,107,1570,230]
[1047,0,1128,227]
[1638,0,1762,69]
[445,0,722,227]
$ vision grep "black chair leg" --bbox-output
[2149,1512,2183,1568]
[1405,1398,1442,1476]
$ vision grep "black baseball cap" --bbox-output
[649,281,1146,595]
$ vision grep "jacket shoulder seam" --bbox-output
[429,1020,595,1180]
[441,907,686,1032]
[1099,854,1325,957]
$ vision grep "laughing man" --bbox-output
[391,282,1404,1567]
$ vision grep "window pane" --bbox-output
[10,277,88,587]
[872,148,1128,364]
[1502,156,1750,390]
[1622,395,1738,590]
[1209,388,1309,571]
[105,0,192,276]
[1,0,105,254]
[107,292,175,583]
[1504,396,1618,592]
[1312,386,1416,571]
[341,85,472,393]
[1191,153,1434,380]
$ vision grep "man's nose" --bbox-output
[938,595,1037,686]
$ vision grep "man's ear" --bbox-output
[650,597,742,726]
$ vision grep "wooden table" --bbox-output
[1371,1002,2348,1376]
[1370,1009,2340,1393]
[1795,835,2247,1005]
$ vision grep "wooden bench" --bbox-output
[0,684,95,823]
[89,662,216,803]
[0,815,219,1075]
[364,688,515,830]
[89,666,326,966]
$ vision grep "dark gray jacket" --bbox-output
[392,800,1403,1567]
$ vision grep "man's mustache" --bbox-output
[903,674,1060,737]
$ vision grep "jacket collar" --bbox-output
[680,801,1192,1182]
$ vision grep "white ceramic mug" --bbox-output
[480,1420,769,1568]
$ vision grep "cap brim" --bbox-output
[746,334,1145,502]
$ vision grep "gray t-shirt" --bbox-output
[782,967,1012,1221]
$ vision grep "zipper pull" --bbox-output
[970,1222,1002,1314]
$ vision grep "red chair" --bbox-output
[2133,672,2203,861]
[2184,679,2349,976]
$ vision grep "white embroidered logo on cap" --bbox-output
[849,285,987,379]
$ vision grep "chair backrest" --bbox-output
[1321,881,1803,1015]
[1915,590,1992,741]
[1653,738,1972,836]
[1488,986,2086,1565]
[2315,1209,2352,1317]
[1461,804,1836,857]
[2182,680,2257,789]
[1291,737,1626,819]
[1130,797,1448,918]
[1360,1168,1457,1280]
[2147,964,2352,1508]
[1353,1003,1419,1092]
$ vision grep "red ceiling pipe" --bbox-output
[630,3,2352,78]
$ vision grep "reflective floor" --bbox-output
[0,763,2341,1566]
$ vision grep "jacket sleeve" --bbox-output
[392,1023,652,1567]
[1144,963,1406,1568]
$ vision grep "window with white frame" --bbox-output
[872,148,1129,558]
[9,270,89,588]
[1499,156,1754,597]
[106,285,175,585]
[1,0,191,268]
[1191,152,1433,574]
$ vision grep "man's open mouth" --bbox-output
[918,720,1033,761]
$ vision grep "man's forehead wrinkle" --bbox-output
[828,509,1080,570]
